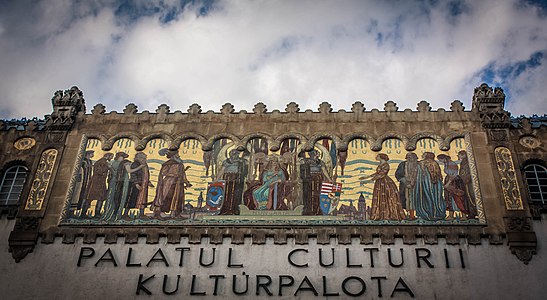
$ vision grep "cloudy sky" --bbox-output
[0,0,546,119]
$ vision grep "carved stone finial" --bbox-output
[221,103,235,115]
[91,104,106,115]
[47,86,86,130]
[472,83,506,112]
[494,87,505,98]
[253,102,267,114]
[417,100,431,112]
[188,103,202,115]
[61,86,86,112]
[156,104,170,115]
[450,100,464,112]
[123,103,138,114]
[285,102,300,114]
[384,101,398,112]
[51,90,63,105]
[472,83,510,128]
[351,101,365,113]
[318,102,332,114]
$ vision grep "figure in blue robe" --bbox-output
[252,160,287,210]
[413,152,446,220]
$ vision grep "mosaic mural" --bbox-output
[60,134,485,225]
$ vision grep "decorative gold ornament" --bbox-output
[519,136,540,149]
[494,147,524,210]
[25,149,57,210]
[14,137,36,150]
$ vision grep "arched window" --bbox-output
[0,165,28,206]
[524,164,547,204]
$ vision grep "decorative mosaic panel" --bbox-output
[14,137,36,151]
[60,134,485,225]
[494,147,524,210]
[25,149,58,210]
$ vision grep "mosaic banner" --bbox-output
[60,134,485,225]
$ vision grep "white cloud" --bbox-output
[0,0,546,119]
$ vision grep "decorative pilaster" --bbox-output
[473,83,537,264]
[8,87,83,262]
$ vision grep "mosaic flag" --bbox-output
[206,181,225,211]
[320,182,342,215]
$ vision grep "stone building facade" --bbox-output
[0,84,545,299]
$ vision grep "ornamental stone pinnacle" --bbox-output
[450,100,464,112]
[384,101,398,112]
[187,104,202,115]
[91,104,106,115]
[221,103,235,115]
[123,103,138,114]
[285,102,300,114]
[253,102,267,114]
[417,100,431,112]
[156,104,170,115]
[318,102,332,114]
[351,101,365,113]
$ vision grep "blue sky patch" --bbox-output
[113,0,215,25]
[479,50,545,85]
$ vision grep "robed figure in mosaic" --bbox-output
[217,149,247,215]
[300,150,333,215]
[414,152,446,220]
[362,153,406,221]
[102,152,127,221]
[81,152,113,218]
[458,150,477,219]
[437,154,472,220]
[152,149,191,218]
[77,150,94,213]
[125,152,153,219]
[395,152,418,220]
[251,157,289,210]
[102,152,144,221]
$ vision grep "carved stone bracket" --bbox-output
[41,226,501,247]
[503,213,537,264]
[8,216,41,262]
[0,205,19,219]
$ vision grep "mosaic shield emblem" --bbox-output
[320,182,342,215]
[206,181,225,210]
